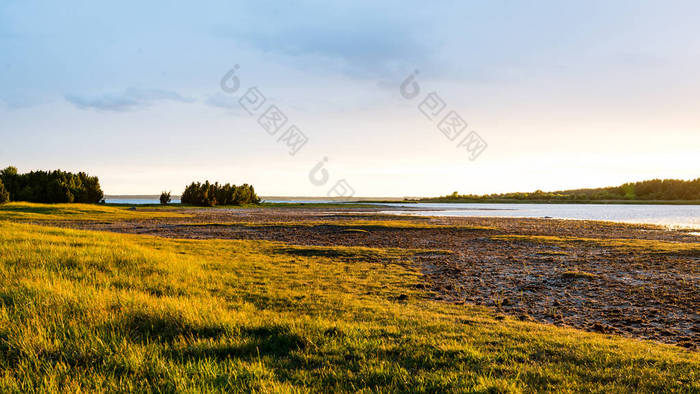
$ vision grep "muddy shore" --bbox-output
[50,206,699,349]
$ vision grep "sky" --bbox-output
[1,0,699,197]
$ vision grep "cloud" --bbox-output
[65,88,194,112]
[214,1,437,78]
[203,92,240,110]
[237,26,425,72]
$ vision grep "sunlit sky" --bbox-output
[1,1,698,197]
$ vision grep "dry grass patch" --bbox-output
[493,234,700,256]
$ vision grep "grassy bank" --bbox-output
[0,207,698,391]
[0,202,189,221]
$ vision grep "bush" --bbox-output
[160,191,172,205]
[180,181,260,207]
[0,166,104,204]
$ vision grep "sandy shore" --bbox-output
[52,205,699,349]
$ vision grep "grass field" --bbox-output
[0,204,698,392]
[0,202,189,222]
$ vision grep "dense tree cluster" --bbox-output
[425,178,700,202]
[621,178,700,200]
[0,166,104,204]
[180,181,260,206]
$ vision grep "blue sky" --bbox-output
[1,0,699,196]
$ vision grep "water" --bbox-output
[263,199,342,204]
[104,198,700,229]
[373,202,700,229]
[105,198,328,204]
[105,198,181,205]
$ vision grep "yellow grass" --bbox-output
[0,202,189,222]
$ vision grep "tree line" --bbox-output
[423,178,700,202]
[0,166,104,204]
[180,181,260,206]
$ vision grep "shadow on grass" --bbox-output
[168,325,310,361]
[122,311,227,343]
[273,246,397,263]
[0,203,112,217]
[119,311,309,360]
[0,205,66,215]
[274,247,357,259]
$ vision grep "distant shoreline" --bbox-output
[409,199,700,205]
[105,195,409,202]
[104,196,700,205]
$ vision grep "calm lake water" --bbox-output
[375,203,700,229]
[105,198,700,229]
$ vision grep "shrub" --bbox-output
[181,181,260,207]
[160,191,172,205]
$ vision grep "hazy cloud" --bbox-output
[214,1,438,78]
[204,92,240,110]
[65,88,194,112]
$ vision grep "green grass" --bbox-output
[0,219,698,392]
[0,202,189,222]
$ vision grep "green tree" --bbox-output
[0,167,103,203]
[160,191,172,205]
[180,180,260,206]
